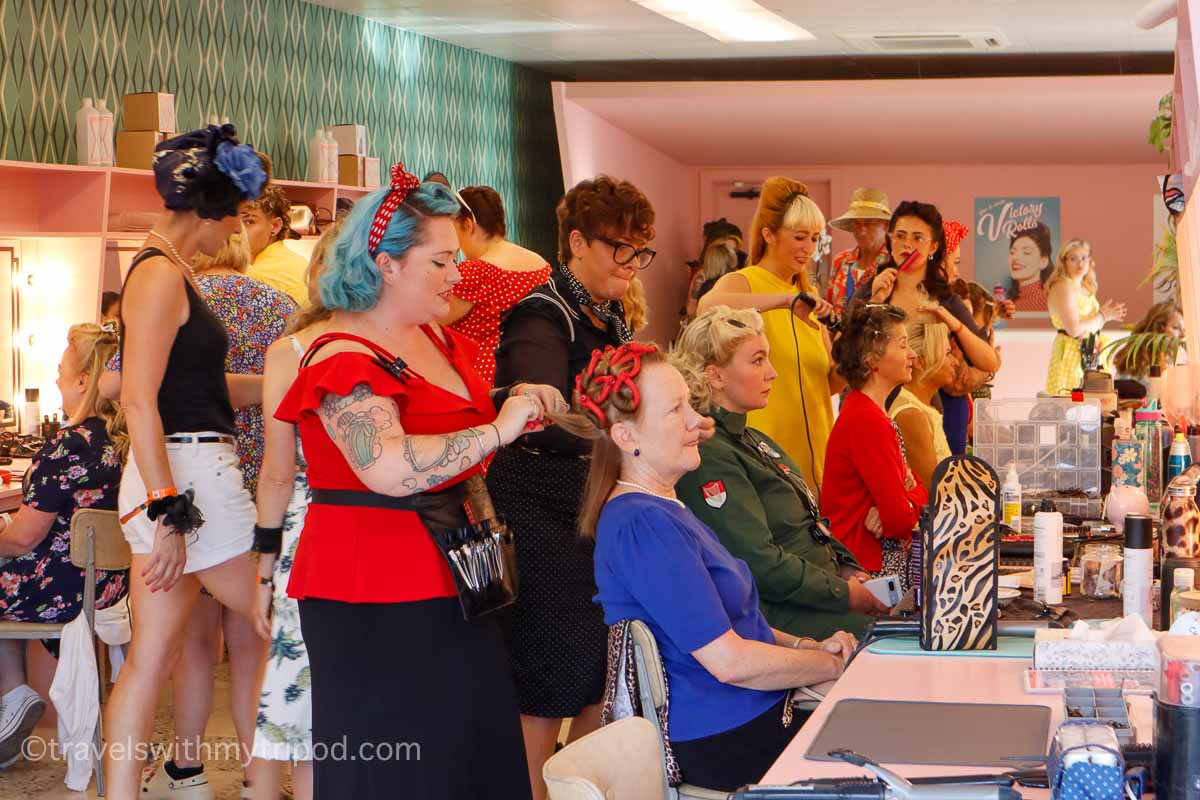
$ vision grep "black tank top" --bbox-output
[119,248,237,436]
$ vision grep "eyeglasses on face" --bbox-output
[596,236,657,270]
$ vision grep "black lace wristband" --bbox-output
[252,525,284,555]
[145,489,205,536]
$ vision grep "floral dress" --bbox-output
[253,336,313,763]
[196,274,297,497]
[0,418,126,623]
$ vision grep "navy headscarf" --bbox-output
[152,124,267,220]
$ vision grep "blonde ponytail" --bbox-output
[67,323,129,463]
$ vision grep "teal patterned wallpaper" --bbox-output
[0,0,564,257]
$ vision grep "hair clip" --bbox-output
[99,321,118,335]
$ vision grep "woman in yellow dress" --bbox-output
[1045,238,1126,395]
[698,177,842,489]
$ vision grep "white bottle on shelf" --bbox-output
[75,97,95,165]
[76,98,113,166]
[321,128,338,184]
[1002,463,1022,531]
[1033,501,1064,605]
[93,99,114,165]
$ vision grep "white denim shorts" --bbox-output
[119,434,255,574]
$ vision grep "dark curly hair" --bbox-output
[556,175,656,265]
[457,185,506,238]
[832,304,908,390]
[243,184,292,244]
[886,200,952,303]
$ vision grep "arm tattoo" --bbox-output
[333,405,394,470]
[320,383,374,418]
[402,428,489,487]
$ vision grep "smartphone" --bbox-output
[862,576,901,607]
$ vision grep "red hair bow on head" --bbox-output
[367,162,423,254]
[943,220,969,256]
[574,342,658,429]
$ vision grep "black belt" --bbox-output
[165,434,236,445]
[310,488,423,511]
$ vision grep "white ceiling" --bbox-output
[305,0,1175,64]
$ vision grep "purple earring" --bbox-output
[633,449,641,457]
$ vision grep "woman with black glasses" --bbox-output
[489,175,656,800]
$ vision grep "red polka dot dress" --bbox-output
[449,259,553,386]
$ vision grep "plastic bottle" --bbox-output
[74,97,94,165]
[1169,567,1196,627]
[1147,365,1163,407]
[307,128,325,182]
[1033,499,1064,605]
[1189,424,1200,465]
[1002,464,1022,531]
[322,129,338,184]
[1135,408,1165,508]
[1122,514,1155,626]
[1169,432,1193,482]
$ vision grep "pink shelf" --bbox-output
[0,160,107,234]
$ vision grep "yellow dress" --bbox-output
[739,265,834,488]
[1046,291,1101,396]
[888,387,952,465]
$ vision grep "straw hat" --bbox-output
[830,187,892,231]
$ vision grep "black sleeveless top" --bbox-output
[119,248,237,436]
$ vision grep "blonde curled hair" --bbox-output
[671,306,765,413]
[747,177,825,292]
[193,227,253,274]
[66,323,128,463]
[907,322,951,383]
[287,215,345,334]
[623,276,649,334]
[1044,238,1097,296]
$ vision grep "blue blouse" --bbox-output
[593,493,786,741]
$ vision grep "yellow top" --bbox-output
[1046,290,1101,395]
[247,240,309,305]
[888,387,952,465]
[738,264,834,488]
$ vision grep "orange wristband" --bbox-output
[147,487,178,502]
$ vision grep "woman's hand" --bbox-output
[142,520,186,592]
[253,582,273,640]
[864,507,883,538]
[903,467,918,492]
[793,294,836,320]
[818,631,859,665]
[495,393,546,444]
[1100,299,1127,324]
[869,269,898,303]
[847,578,889,613]
[996,299,1016,320]
[697,415,717,443]
[512,383,568,416]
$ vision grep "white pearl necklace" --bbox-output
[148,230,197,279]
[615,480,684,508]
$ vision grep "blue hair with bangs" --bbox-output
[322,182,461,311]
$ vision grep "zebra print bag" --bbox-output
[919,454,1001,651]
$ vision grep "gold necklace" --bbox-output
[147,231,197,280]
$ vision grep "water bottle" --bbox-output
[1169,432,1193,483]
[1135,408,1165,509]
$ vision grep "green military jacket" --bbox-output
[676,408,871,639]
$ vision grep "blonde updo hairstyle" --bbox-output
[672,306,765,413]
[907,322,951,383]
[748,177,825,293]
[192,226,253,274]
[67,323,129,463]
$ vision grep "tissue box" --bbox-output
[122,92,177,133]
[1034,628,1159,671]
[329,124,367,156]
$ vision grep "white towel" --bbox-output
[47,613,99,791]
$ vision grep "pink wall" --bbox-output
[698,163,1164,324]
[553,85,699,344]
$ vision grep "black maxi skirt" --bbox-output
[298,596,532,800]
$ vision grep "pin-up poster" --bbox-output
[973,197,1061,320]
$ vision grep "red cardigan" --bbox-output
[821,390,927,571]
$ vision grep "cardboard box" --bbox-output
[116,130,168,170]
[329,124,367,156]
[122,92,177,133]
[338,155,365,187]
[363,157,381,189]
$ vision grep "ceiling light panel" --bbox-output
[631,0,815,43]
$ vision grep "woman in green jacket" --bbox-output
[673,306,888,638]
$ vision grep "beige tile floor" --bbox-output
[0,662,271,800]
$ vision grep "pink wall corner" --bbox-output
[552,84,699,344]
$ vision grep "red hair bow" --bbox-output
[574,342,658,428]
[943,220,969,256]
[367,162,423,254]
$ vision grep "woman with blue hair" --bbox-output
[273,163,561,798]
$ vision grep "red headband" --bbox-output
[943,220,969,255]
[367,162,422,254]
[574,342,658,429]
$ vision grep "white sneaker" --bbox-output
[0,685,45,765]
[140,761,215,800]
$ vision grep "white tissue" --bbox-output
[1035,615,1161,670]
[1066,615,1161,644]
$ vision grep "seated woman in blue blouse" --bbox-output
[0,323,128,764]
[575,342,855,792]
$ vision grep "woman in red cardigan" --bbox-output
[821,304,927,579]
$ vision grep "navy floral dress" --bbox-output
[0,417,126,623]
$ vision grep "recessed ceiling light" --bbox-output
[632,0,815,43]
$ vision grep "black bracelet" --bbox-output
[146,489,205,536]
[252,525,284,555]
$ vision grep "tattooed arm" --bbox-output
[315,382,543,497]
